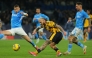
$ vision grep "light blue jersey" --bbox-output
[33,13,49,27]
[11,10,24,28]
[75,10,89,30]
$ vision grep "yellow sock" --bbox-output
[57,50,60,53]
[35,50,38,54]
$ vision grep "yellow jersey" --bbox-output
[42,21,61,33]
[84,14,92,27]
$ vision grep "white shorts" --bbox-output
[70,27,83,37]
[38,28,44,32]
[7,27,27,36]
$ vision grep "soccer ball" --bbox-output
[13,44,20,51]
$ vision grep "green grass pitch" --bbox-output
[0,39,92,58]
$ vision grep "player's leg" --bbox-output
[22,35,37,49]
[83,27,88,42]
[49,32,63,56]
[34,33,40,44]
[64,28,78,54]
[63,35,74,55]
[50,42,62,56]
[72,37,87,54]
[64,28,87,55]
[29,32,56,56]
[16,27,37,49]
[29,39,50,56]
[0,30,13,39]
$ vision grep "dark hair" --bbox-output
[76,2,82,5]
[14,4,20,7]
[36,7,41,10]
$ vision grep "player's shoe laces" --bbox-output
[83,45,87,54]
[29,51,37,56]
[56,50,62,57]
[63,51,71,55]
[36,38,40,44]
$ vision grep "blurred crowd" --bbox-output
[0,0,92,39]
[0,0,92,25]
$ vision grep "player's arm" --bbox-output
[32,26,43,34]
[84,12,91,27]
[48,21,66,35]
[48,21,65,32]
[42,14,49,21]
[55,24,65,33]
[21,11,28,16]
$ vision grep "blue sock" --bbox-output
[77,41,84,48]
[42,34,47,40]
[35,33,39,39]
[30,41,36,47]
[0,34,4,39]
[68,44,72,52]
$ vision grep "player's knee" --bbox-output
[72,37,77,43]
[39,32,43,36]
[50,42,56,49]
[68,35,73,41]
[68,35,76,43]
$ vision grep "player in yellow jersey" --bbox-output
[83,10,92,42]
[29,18,66,57]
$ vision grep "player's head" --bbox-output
[76,2,82,11]
[87,10,91,15]
[14,4,20,12]
[39,18,46,25]
[36,8,41,14]
[68,17,72,22]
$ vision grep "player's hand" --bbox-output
[63,31,67,36]
[88,27,91,32]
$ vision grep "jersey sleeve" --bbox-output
[42,14,49,21]
[83,11,89,19]
[47,21,56,27]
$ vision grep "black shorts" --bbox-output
[49,32,63,44]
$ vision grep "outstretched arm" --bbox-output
[55,24,66,36]
[32,27,42,35]
[21,12,28,16]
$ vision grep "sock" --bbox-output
[30,41,36,47]
[54,47,59,52]
[35,33,39,39]
[0,34,4,39]
[68,44,72,52]
[36,49,41,53]
[42,34,47,40]
[77,41,84,48]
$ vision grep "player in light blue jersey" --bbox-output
[32,8,49,43]
[0,5,38,50]
[64,2,90,55]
